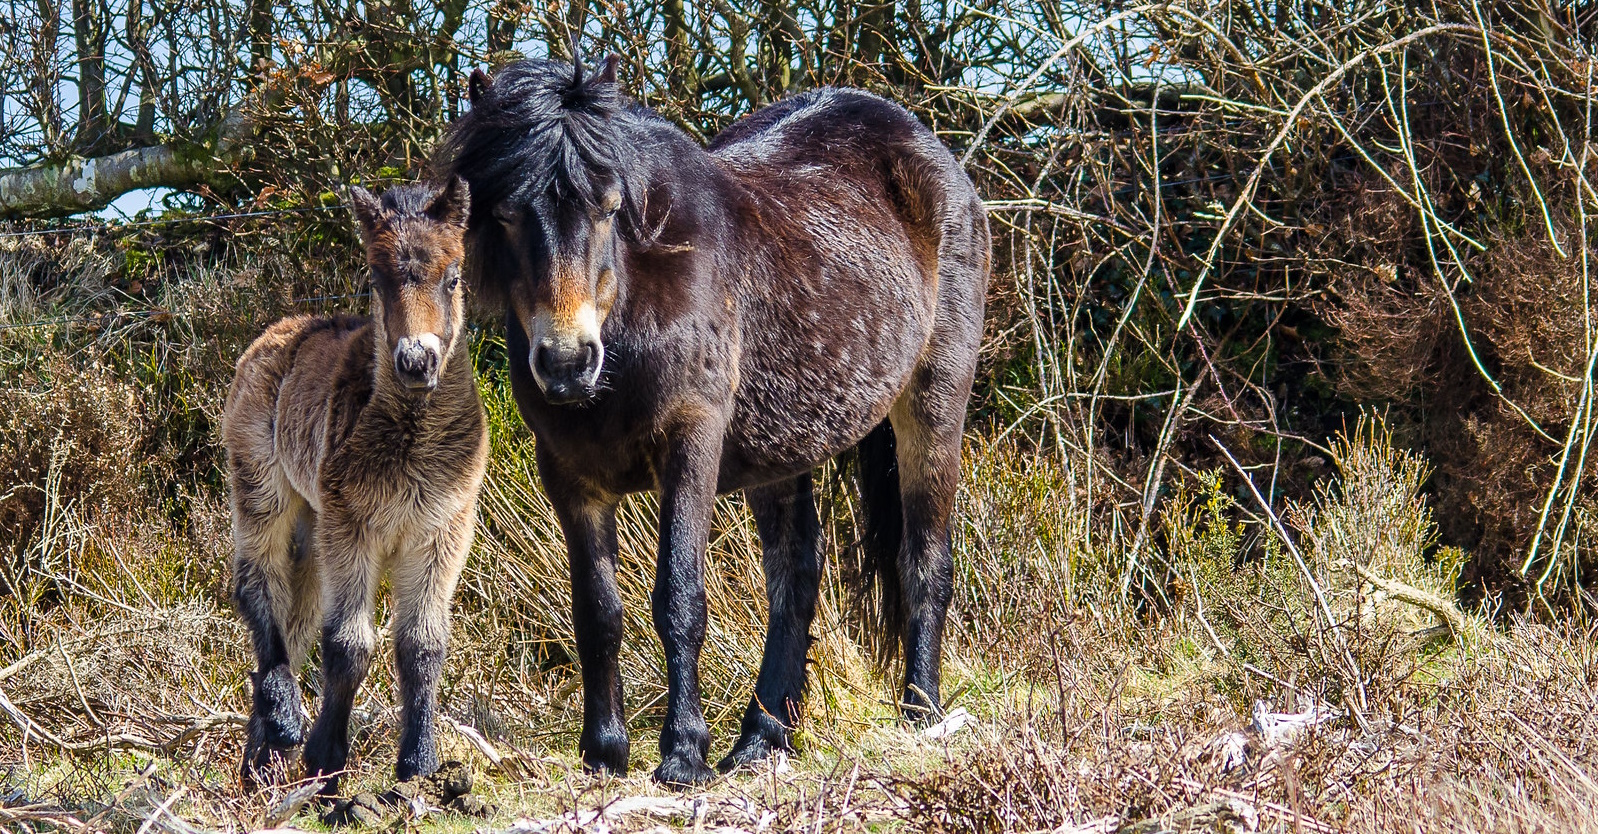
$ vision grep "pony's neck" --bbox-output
[613,110,740,270]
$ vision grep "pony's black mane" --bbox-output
[442,57,629,222]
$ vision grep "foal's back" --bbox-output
[225,314,373,511]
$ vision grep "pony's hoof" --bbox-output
[716,736,785,774]
[653,754,715,788]
[579,728,630,776]
[240,743,298,789]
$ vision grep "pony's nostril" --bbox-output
[533,343,556,379]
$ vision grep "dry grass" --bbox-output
[3,244,1598,833]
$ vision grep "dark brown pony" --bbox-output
[444,57,988,786]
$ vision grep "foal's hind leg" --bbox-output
[887,380,968,722]
[389,506,473,782]
[231,471,313,785]
[719,474,822,773]
[302,509,382,794]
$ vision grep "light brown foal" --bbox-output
[223,178,487,793]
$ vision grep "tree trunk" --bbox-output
[663,0,694,99]
[0,139,232,217]
[247,0,273,78]
[72,0,110,153]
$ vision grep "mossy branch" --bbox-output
[1351,562,1467,636]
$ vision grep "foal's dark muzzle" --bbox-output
[394,337,442,392]
[531,337,602,404]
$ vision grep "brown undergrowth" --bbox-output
[2,244,1595,831]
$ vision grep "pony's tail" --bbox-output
[852,418,904,672]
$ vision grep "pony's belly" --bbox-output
[724,359,912,482]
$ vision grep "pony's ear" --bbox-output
[599,54,619,85]
[570,44,585,86]
[346,186,383,243]
[468,68,492,104]
[426,176,471,228]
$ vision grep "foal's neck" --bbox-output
[368,337,474,424]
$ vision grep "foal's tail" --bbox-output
[853,419,904,671]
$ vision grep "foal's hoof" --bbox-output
[241,716,303,788]
[653,754,715,788]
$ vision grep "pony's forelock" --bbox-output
[442,57,626,219]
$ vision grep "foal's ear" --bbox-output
[468,68,493,104]
[346,186,383,243]
[598,54,619,86]
[426,176,471,228]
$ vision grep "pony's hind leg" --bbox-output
[719,473,822,773]
[231,470,311,785]
[302,509,382,794]
[886,381,968,723]
[284,511,322,669]
[389,506,474,782]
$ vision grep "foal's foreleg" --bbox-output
[719,474,822,773]
[651,424,722,787]
[540,451,628,776]
[302,513,381,794]
[390,506,474,782]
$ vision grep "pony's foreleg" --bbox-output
[719,473,821,772]
[650,424,722,787]
[303,511,381,794]
[230,472,310,786]
[389,505,473,782]
[540,449,628,776]
[888,395,964,723]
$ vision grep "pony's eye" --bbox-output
[493,205,522,226]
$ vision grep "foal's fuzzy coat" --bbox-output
[224,179,487,791]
